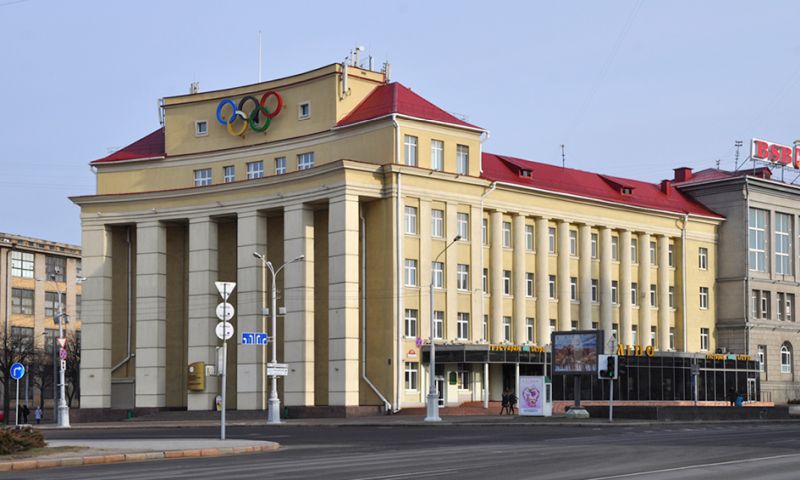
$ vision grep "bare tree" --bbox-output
[29,345,54,411]
[0,329,35,425]
[64,330,80,407]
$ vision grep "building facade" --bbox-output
[73,63,723,414]
[678,166,800,403]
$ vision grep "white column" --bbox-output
[619,229,632,346]
[657,235,670,350]
[284,204,315,406]
[535,217,549,345]
[557,220,571,331]
[490,211,504,343]
[638,232,651,346]
[135,221,167,408]
[187,217,219,410]
[578,224,592,330]
[513,214,526,343]
[328,194,360,406]
[79,225,113,408]
[599,227,613,345]
[236,211,267,410]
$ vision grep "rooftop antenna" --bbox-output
[353,45,364,67]
[734,140,743,170]
[561,144,566,168]
[715,159,720,170]
[258,30,263,82]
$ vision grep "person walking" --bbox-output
[508,390,518,415]
[34,406,42,425]
[728,388,737,407]
[500,389,510,415]
[21,405,29,424]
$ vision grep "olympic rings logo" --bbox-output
[215,91,284,136]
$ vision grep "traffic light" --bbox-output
[598,354,618,379]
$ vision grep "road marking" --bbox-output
[350,468,460,480]
[584,453,800,480]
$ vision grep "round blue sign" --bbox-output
[10,363,24,380]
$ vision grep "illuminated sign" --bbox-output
[616,344,655,357]
[751,138,800,168]
[705,353,752,361]
[490,345,546,353]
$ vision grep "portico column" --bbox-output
[283,204,315,406]
[599,227,613,345]
[490,211,503,343]
[513,214,526,343]
[578,224,592,330]
[535,217,549,345]
[187,217,219,410]
[557,220,571,331]
[79,225,113,408]
[236,211,267,410]
[638,232,652,346]
[135,220,167,407]
[328,194,360,406]
[619,230,632,346]
[657,235,670,350]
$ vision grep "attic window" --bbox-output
[621,187,633,195]
[520,169,532,178]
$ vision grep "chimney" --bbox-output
[673,167,693,182]
[660,179,672,195]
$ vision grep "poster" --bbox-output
[518,376,544,416]
[552,331,600,374]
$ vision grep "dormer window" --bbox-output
[621,187,633,195]
[520,169,532,178]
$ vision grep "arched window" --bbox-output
[781,344,792,373]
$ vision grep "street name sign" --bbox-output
[267,363,289,376]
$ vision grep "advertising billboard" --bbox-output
[551,330,601,374]
[518,376,545,416]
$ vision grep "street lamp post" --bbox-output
[425,235,461,422]
[52,270,69,428]
[253,252,304,424]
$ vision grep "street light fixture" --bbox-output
[425,234,461,422]
[50,268,71,428]
[253,252,304,424]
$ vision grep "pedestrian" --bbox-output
[500,389,509,415]
[34,406,42,425]
[508,390,518,415]
[21,405,29,424]
[728,388,736,407]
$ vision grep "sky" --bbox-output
[1,0,799,246]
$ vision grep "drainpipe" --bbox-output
[360,207,392,412]
[479,181,496,408]
[111,226,134,373]
[744,180,751,357]
[392,114,403,412]
[681,214,688,353]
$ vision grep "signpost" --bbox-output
[10,363,24,426]
[214,281,236,441]
[241,332,269,346]
[267,363,289,377]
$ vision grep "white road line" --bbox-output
[583,453,800,480]
[350,468,460,480]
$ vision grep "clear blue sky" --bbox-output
[2,0,798,245]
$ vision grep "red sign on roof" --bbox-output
[752,138,800,169]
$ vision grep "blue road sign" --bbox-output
[241,332,255,345]
[255,333,269,345]
[10,363,24,380]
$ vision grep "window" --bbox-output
[611,281,618,304]
[433,311,444,339]
[404,135,418,166]
[431,139,444,171]
[457,264,469,291]
[483,268,488,293]
[10,326,33,354]
[650,284,657,307]
[788,294,795,322]
[700,328,710,351]
[612,323,618,338]
[404,309,418,337]
[404,259,417,286]
[11,288,33,315]
[525,273,534,297]
[593,321,600,330]
[298,101,311,119]
[698,247,708,270]
[754,290,771,319]
[405,206,417,235]
[591,233,598,259]
[220,165,235,183]
[549,319,556,335]
[669,286,674,308]
[503,222,512,248]
[457,313,470,340]
[668,244,674,267]
[11,251,33,278]
[432,262,444,289]
[456,145,469,175]
[631,283,638,306]
[611,236,619,261]
[700,288,709,311]
[526,318,534,342]
[503,270,511,295]
[631,238,638,263]
[45,291,64,318]
[194,167,212,186]
[778,292,795,322]
[503,316,512,341]
[591,279,598,302]
[781,344,792,373]
[195,120,208,136]
[246,161,264,179]
[758,345,766,372]
[570,277,578,301]
[76,294,82,319]
[46,256,66,281]
[483,315,488,340]
[482,218,489,245]
[549,275,556,299]
[669,327,675,350]
[457,367,470,390]
[404,362,418,390]
[749,208,767,272]
[632,326,638,342]
[297,152,315,170]
[548,228,556,253]
[569,230,578,256]
[651,326,657,346]
[650,241,657,265]
[457,213,469,240]
[431,209,444,238]
[776,212,793,275]
[525,225,534,251]
[778,292,785,321]
[275,157,287,175]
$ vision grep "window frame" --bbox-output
[194,168,212,187]
[275,157,287,175]
[404,309,418,338]
[456,144,469,175]
[430,139,444,171]
[431,209,444,238]
[457,213,469,240]
[404,135,418,166]
[297,152,315,170]
[456,264,469,291]
[246,160,264,179]
[11,251,34,278]
[404,206,417,235]
[457,313,470,340]
[404,259,417,287]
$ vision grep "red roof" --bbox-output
[92,128,165,164]
[337,82,482,130]
[481,153,723,218]
[674,167,772,185]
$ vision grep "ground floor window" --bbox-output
[457,366,470,390]
[781,344,792,373]
[404,362,418,390]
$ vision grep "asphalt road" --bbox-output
[6,422,800,480]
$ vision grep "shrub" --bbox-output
[0,427,45,455]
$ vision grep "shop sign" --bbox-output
[705,353,752,361]
[752,138,800,168]
[491,344,546,353]
[616,344,655,357]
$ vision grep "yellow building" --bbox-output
[72,62,727,414]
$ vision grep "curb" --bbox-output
[0,442,280,472]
